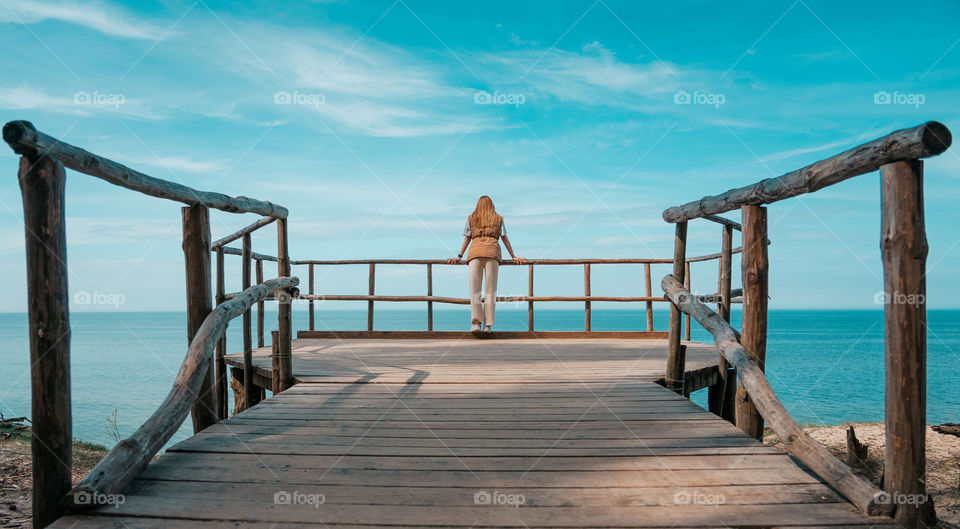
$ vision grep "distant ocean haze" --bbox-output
[0,309,957,448]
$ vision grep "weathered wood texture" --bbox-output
[426,263,433,331]
[255,259,264,348]
[220,245,277,262]
[3,121,287,217]
[661,275,891,517]
[584,263,591,331]
[737,205,768,440]
[662,121,951,222]
[210,216,276,249]
[644,263,654,331]
[880,160,930,528]
[19,156,72,529]
[368,262,375,331]
[527,264,534,331]
[241,234,256,410]
[65,277,299,509]
[276,218,293,391]
[214,247,227,420]
[665,221,688,393]
[709,224,736,423]
[182,206,218,433]
[297,330,668,340]
[308,263,316,330]
[54,336,893,527]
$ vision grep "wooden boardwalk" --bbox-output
[52,338,896,528]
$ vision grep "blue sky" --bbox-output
[0,0,958,312]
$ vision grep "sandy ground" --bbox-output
[2,423,958,527]
[766,423,960,528]
[0,426,106,529]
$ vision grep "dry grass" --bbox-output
[0,425,107,529]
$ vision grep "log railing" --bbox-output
[659,121,951,527]
[63,277,298,508]
[3,120,298,526]
[290,254,744,333]
[662,276,890,516]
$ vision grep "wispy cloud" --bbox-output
[0,0,169,40]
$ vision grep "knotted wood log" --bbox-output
[3,120,287,218]
[64,276,299,508]
[661,274,892,516]
[662,121,951,223]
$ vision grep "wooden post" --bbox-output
[710,224,736,423]
[214,247,227,420]
[182,205,218,433]
[276,218,292,392]
[308,263,315,331]
[241,233,257,409]
[271,330,280,393]
[368,263,375,331]
[19,156,71,528]
[426,263,433,331]
[644,263,654,331]
[881,159,930,528]
[256,259,264,348]
[684,261,692,340]
[737,205,768,439]
[271,329,292,393]
[528,264,534,331]
[665,221,688,393]
[584,263,591,332]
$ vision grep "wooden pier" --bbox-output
[52,337,896,528]
[5,119,952,528]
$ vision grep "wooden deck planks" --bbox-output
[50,338,895,528]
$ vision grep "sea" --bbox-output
[1,309,957,449]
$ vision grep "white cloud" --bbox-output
[0,0,168,40]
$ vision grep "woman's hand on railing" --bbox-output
[513,256,527,264]
[446,257,461,264]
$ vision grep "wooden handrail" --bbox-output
[64,276,299,508]
[662,121,951,223]
[298,294,679,303]
[3,120,288,218]
[211,216,277,249]
[661,274,891,516]
[221,246,277,262]
[292,255,732,266]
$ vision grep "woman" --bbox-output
[447,196,526,332]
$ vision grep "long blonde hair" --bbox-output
[469,195,500,228]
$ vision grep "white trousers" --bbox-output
[468,257,499,327]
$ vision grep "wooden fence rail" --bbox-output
[662,275,891,517]
[660,121,951,528]
[3,120,295,528]
[296,252,744,333]
[64,277,299,508]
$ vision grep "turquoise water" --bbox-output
[0,309,957,448]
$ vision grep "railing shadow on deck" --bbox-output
[658,121,952,527]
